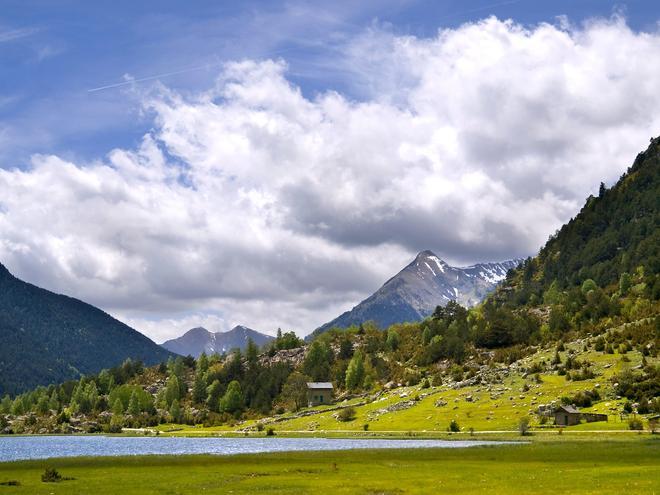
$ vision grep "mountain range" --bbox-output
[312,251,521,337]
[0,263,172,395]
[161,325,274,357]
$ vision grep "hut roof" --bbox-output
[307,382,333,389]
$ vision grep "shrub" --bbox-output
[628,418,644,430]
[266,427,275,436]
[594,337,605,352]
[256,423,265,432]
[449,364,464,382]
[518,416,531,436]
[337,407,356,422]
[448,419,460,432]
[363,423,369,431]
[649,418,658,434]
[41,467,62,483]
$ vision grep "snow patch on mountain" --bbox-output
[312,250,522,337]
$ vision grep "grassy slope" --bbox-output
[158,338,653,435]
[0,439,657,494]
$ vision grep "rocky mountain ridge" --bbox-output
[313,250,522,336]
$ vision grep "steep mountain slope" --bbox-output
[313,251,521,335]
[0,263,173,396]
[161,325,274,357]
[493,135,660,308]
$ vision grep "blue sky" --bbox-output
[1,0,657,167]
[2,1,660,340]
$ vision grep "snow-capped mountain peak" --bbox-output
[312,250,522,336]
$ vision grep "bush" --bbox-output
[649,418,658,434]
[363,423,369,431]
[41,467,62,483]
[518,416,531,436]
[628,418,644,430]
[103,422,123,434]
[594,337,605,352]
[337,407,356,422]
[266,427,275,436]
[448,419,460,432]
[256,423,265,432]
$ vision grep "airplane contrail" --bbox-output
[87,62,223,93]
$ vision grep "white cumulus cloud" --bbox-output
[1,15,659,341]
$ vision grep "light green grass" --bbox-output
[164,345,649,436]
[0,439,657,494]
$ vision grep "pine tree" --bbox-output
[164,375,181,407]
[169,399,181,423]
[36,395,49,415]
[197,352,209,375]
[192,372,207,404]
[84,381,99,412]
[128,390,141,416]
[303,341,332,381]
[0,395,11,414]
[345,351,365,391]
[206,380,223,412]
[386,330,400,351]
[48,390,60,413]
[246,338,259,368]
[112,397,124,416]
[219,380,244,414]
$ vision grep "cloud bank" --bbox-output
[1,16,659,341]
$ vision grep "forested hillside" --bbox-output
[0,264,173,395]
[496,135,659,307]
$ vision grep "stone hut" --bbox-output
[554,405,607,426]
[307,382,333,407]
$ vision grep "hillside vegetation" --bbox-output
[0,137,658,436]
[0,265,172,396]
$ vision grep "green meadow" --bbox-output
[155,342,651,436]
[0,438,657,494]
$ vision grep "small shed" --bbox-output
[555,405,582,426]
[554,405,607,426]
[307,382,333,407]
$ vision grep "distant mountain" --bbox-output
[161,325,274,357]
[312,251,522,337]
[0,263,173,396]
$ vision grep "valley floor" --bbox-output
[0,438,657,494]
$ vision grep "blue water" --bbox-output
[0,436,512,462]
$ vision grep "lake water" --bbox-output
[0,436,513,462]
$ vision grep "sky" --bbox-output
[1,0,660,341]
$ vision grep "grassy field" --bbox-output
[155,342,651,436]
[0,438,657,494]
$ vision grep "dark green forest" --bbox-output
[0,264,172,396]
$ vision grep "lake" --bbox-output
[0,436,514,462]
